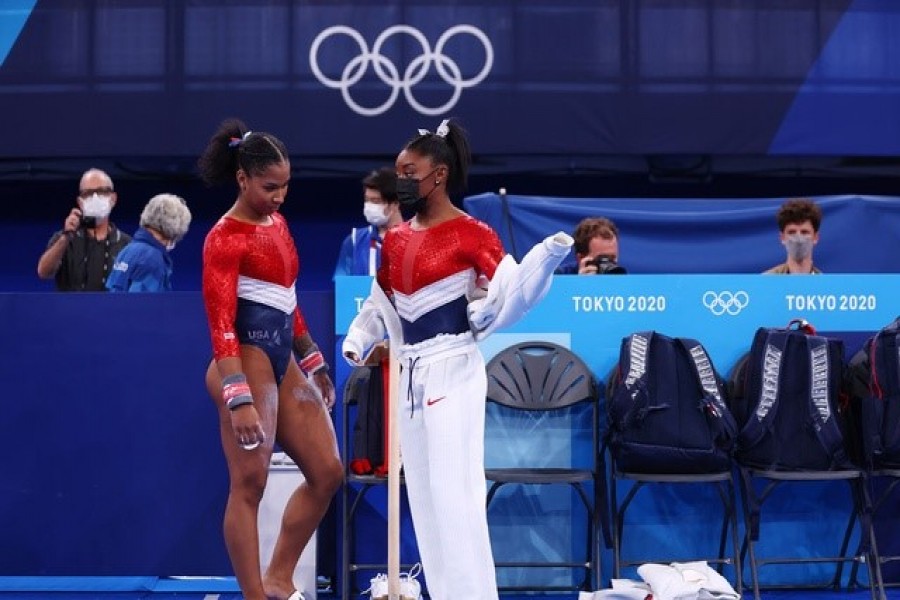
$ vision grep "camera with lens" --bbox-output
[79,215,98,229]
[588,254,627,275]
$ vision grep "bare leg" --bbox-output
[207,349,279,600]
[262,360,343,599]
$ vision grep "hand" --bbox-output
[344,350,362,365]
[313,370,335,410]
[363,341,390,366]
[577,255,599,275]
[467,296,498,331]
[229,404,266,450]
[64,208,82,234]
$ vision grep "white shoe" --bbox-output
[367,572,388,600]
[366,564,422,600]
[399,563,422,600]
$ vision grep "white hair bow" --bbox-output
[417,119,450,138]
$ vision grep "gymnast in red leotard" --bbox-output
[198,118,341,600]
[343,119,573,600]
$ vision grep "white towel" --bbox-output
[637,561,739,600]
[578,578,652,600]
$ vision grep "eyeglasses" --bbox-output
[78,187,114,198]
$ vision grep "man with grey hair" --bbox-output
[106,193,192,292]
[37,168,131,291]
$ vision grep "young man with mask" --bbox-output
[37,168,131,291]
[763,198,823,274]
[333,167,402,277]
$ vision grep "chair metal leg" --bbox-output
[614,479,646,578]
[343,482,374,599]
[610,471,622,579]
[720,476,743,593]
[857,475,886,600]
[737,472,761,600]
[713,481,729,573]
[830,482,858,589]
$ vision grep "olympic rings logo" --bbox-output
[702,290,750,316]
[309,24,494,116]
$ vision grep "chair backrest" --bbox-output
[486,340,597,411]
[485,341,598,470]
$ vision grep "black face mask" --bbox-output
[396,169,438,214]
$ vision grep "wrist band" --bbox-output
[222,373,253,410]
[299,350,328,376]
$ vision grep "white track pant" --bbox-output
[398,336,498,600]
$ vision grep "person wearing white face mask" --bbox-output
[764,197,823,274]
[37,167,131,291]
[106,193,192,292]
[333,167,402,277]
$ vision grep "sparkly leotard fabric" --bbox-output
[378,215,504,344]
[202,212,309,363]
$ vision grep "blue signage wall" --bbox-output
[336,273,900,587]
[0,290,333,579]
[1,275,898,587]
[337,274,899,376]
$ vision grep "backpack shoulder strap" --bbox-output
[740,329,789,450]
[621,331,654,389]
[806,335,848,467]
[610,331,655,430]
[677,338,737,444]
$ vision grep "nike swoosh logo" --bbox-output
[425,396,446,406]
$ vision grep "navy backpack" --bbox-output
[728,319,851,471]
[845,316,900,470]
[606,330,737,474]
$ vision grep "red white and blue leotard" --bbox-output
[202,212,309,381]
[377,215,504,345]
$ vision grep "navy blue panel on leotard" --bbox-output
[235,298,293,384]
[400,295,470,345]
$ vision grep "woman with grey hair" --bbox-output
[106,193,192,292]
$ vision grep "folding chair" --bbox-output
[483,340,600,593]
[608,466,742,592]
[738,467,883,600]
[340,364,420,599]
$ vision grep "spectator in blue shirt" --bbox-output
[333,167,402,277]
[106,193,192,292]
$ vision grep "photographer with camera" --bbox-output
[556,216,626,275]
[37,168,131,291]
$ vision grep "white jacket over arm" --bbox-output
[467,231,573,340]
